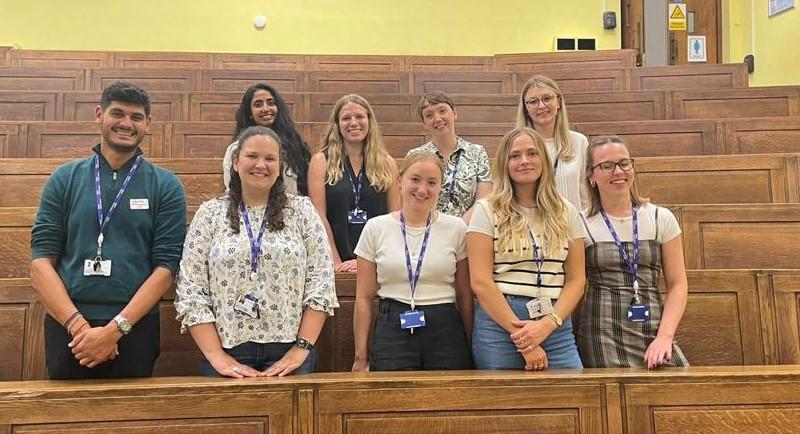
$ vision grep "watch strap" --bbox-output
[295,337,314,350]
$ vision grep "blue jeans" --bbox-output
[473,295,583,370]
[201,341,317,377]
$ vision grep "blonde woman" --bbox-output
[353,149,472,371]
[467,127,586,370]
[308,94,400,273]
[516,75,589,211]
[579,136,688,369]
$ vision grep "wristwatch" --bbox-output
[547,312,563,328]
[295,337,314,351]
[113,315,133,335]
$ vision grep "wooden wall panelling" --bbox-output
[0,278,39,381]
[169,122,236,158]
[24,121,166,158]
[722,116,800,154]
[567,91,668,123]
[189,92,308,122]
[767,272,800,364]
[451,123,511,156]
[0,91,58,121]
[678,270,766,365]
[671,87,800,120]
[156,289,204,377]
[305,55,405,72]
[0,123,23,157]
[403,55,493,72]
[308,71,410,94]
[412,72,514,95]
[314,273,357,372]
[10,50,110,68]
[316,374,608,433]
[61,91,187,121]
[200,70,307,93]
[211,53,306,70]
[110,51,212,69]
[0,68,85,91]
[515,67,628,93]
[0,47,10,66]
[629,64,748,91]
[634,154,793,204]
[0,208,35,279]
[494,49,637,71]
[677,204,800,269]
[86,68,200,92]
[574,119,720,157]
[441,94,518,124]
[309,93,417,122]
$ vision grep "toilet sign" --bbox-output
[687,35,707,62]
[669,3,687,31]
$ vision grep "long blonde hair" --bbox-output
[489,127,571,257]
[515,75,576,162]
[584,135,649,217]
[320,94,394,191]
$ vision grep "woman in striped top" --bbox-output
[467,127,586,370]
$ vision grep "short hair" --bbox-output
[100,82,151,117]
[417,91,455,121]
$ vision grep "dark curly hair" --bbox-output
[226,126,287,233]
[233,83,311,195]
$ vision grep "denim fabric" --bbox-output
[201,341,317,377]
[472,295,583,370]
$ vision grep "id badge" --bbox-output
[234,294,259,319]
[627,304,650,322]
[526,297,554,320]
[348,208,368,225]
[83,259,111,276]
[399,309,426,330]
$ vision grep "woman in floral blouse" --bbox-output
[175,126,338,378]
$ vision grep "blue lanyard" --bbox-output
[600,204,640,296]
[93,154,143,258]
[446,150,462,203]
[529,230,544,287]
[400,212,432,310]
[240,202,270,281]
[345,158,364,210]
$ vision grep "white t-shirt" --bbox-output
[544,130,589,212]
[580,202,681,247]
[354,212,467,305]
[467,198,586,298]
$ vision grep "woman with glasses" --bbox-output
[516,75,589,211]
[578,136,688,369]
[467,127,585,371]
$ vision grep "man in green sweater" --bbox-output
[30,82,187,379]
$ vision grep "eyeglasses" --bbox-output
[592,159,635,173]
[524,94,558,107]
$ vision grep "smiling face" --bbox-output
[421,102,457,137]
[506,133,544,187]
[524,85,560,131]
[96,101,151,153]
[588,142,635,198]
[233,134,281,196]
[250,89,278,127]
[399,158,443,213]
[338,102,370,145]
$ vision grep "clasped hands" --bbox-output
[510,318,557,371]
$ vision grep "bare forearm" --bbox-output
[297,308,327,344]
[118,266,175,324]
[352,298,374,361]
[472,282,518,332]
[657,286,688,339]
[553,276,585,321]
[30,258,79,324]
[188,322,226,359]
[457,295,474,338]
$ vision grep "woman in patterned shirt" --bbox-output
[175,126,338,378]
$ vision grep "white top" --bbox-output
[223,141,299,195]
[544,130,589,212]
[354,212,467,305]
[580,202,681,247]
[467,198,585,299]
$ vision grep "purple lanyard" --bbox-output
[400,212,432,310]
[240,202,270,281]
[529,230,544,287]
[600,205,640,294]
[446,150,462,203]
[345,159,364,210]
[93,154,143,257]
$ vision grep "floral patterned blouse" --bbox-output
[175,195,338,348]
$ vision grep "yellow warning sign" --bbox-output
[669,3,687,31]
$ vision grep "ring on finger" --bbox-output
[232,366,240,373]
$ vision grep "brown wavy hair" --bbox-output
[584,135,649,217]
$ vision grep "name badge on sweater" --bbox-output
[130,198,149,210]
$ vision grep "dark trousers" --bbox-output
[44,314,160,380]
[370,298,472,371]
[201,341,317,377]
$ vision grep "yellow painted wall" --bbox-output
[0,0,620,55]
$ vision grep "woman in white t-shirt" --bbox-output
[516,75,589,211]
[352,149,473,371]
[467,127,586,371]
[578,135,688,369]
